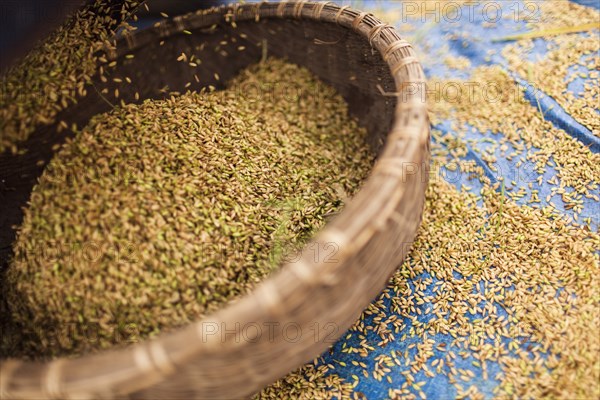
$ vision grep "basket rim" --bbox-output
[0,2,430,399]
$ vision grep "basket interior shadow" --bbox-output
[0,2,430,399]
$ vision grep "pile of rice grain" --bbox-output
[2,58,375,359]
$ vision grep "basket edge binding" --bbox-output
[0,2,430,399]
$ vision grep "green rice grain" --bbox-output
[2,58,375,359]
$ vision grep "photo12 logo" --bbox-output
[197,321,340,344]
[397,1,541,24]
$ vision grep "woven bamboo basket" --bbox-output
[0,1,430,399]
